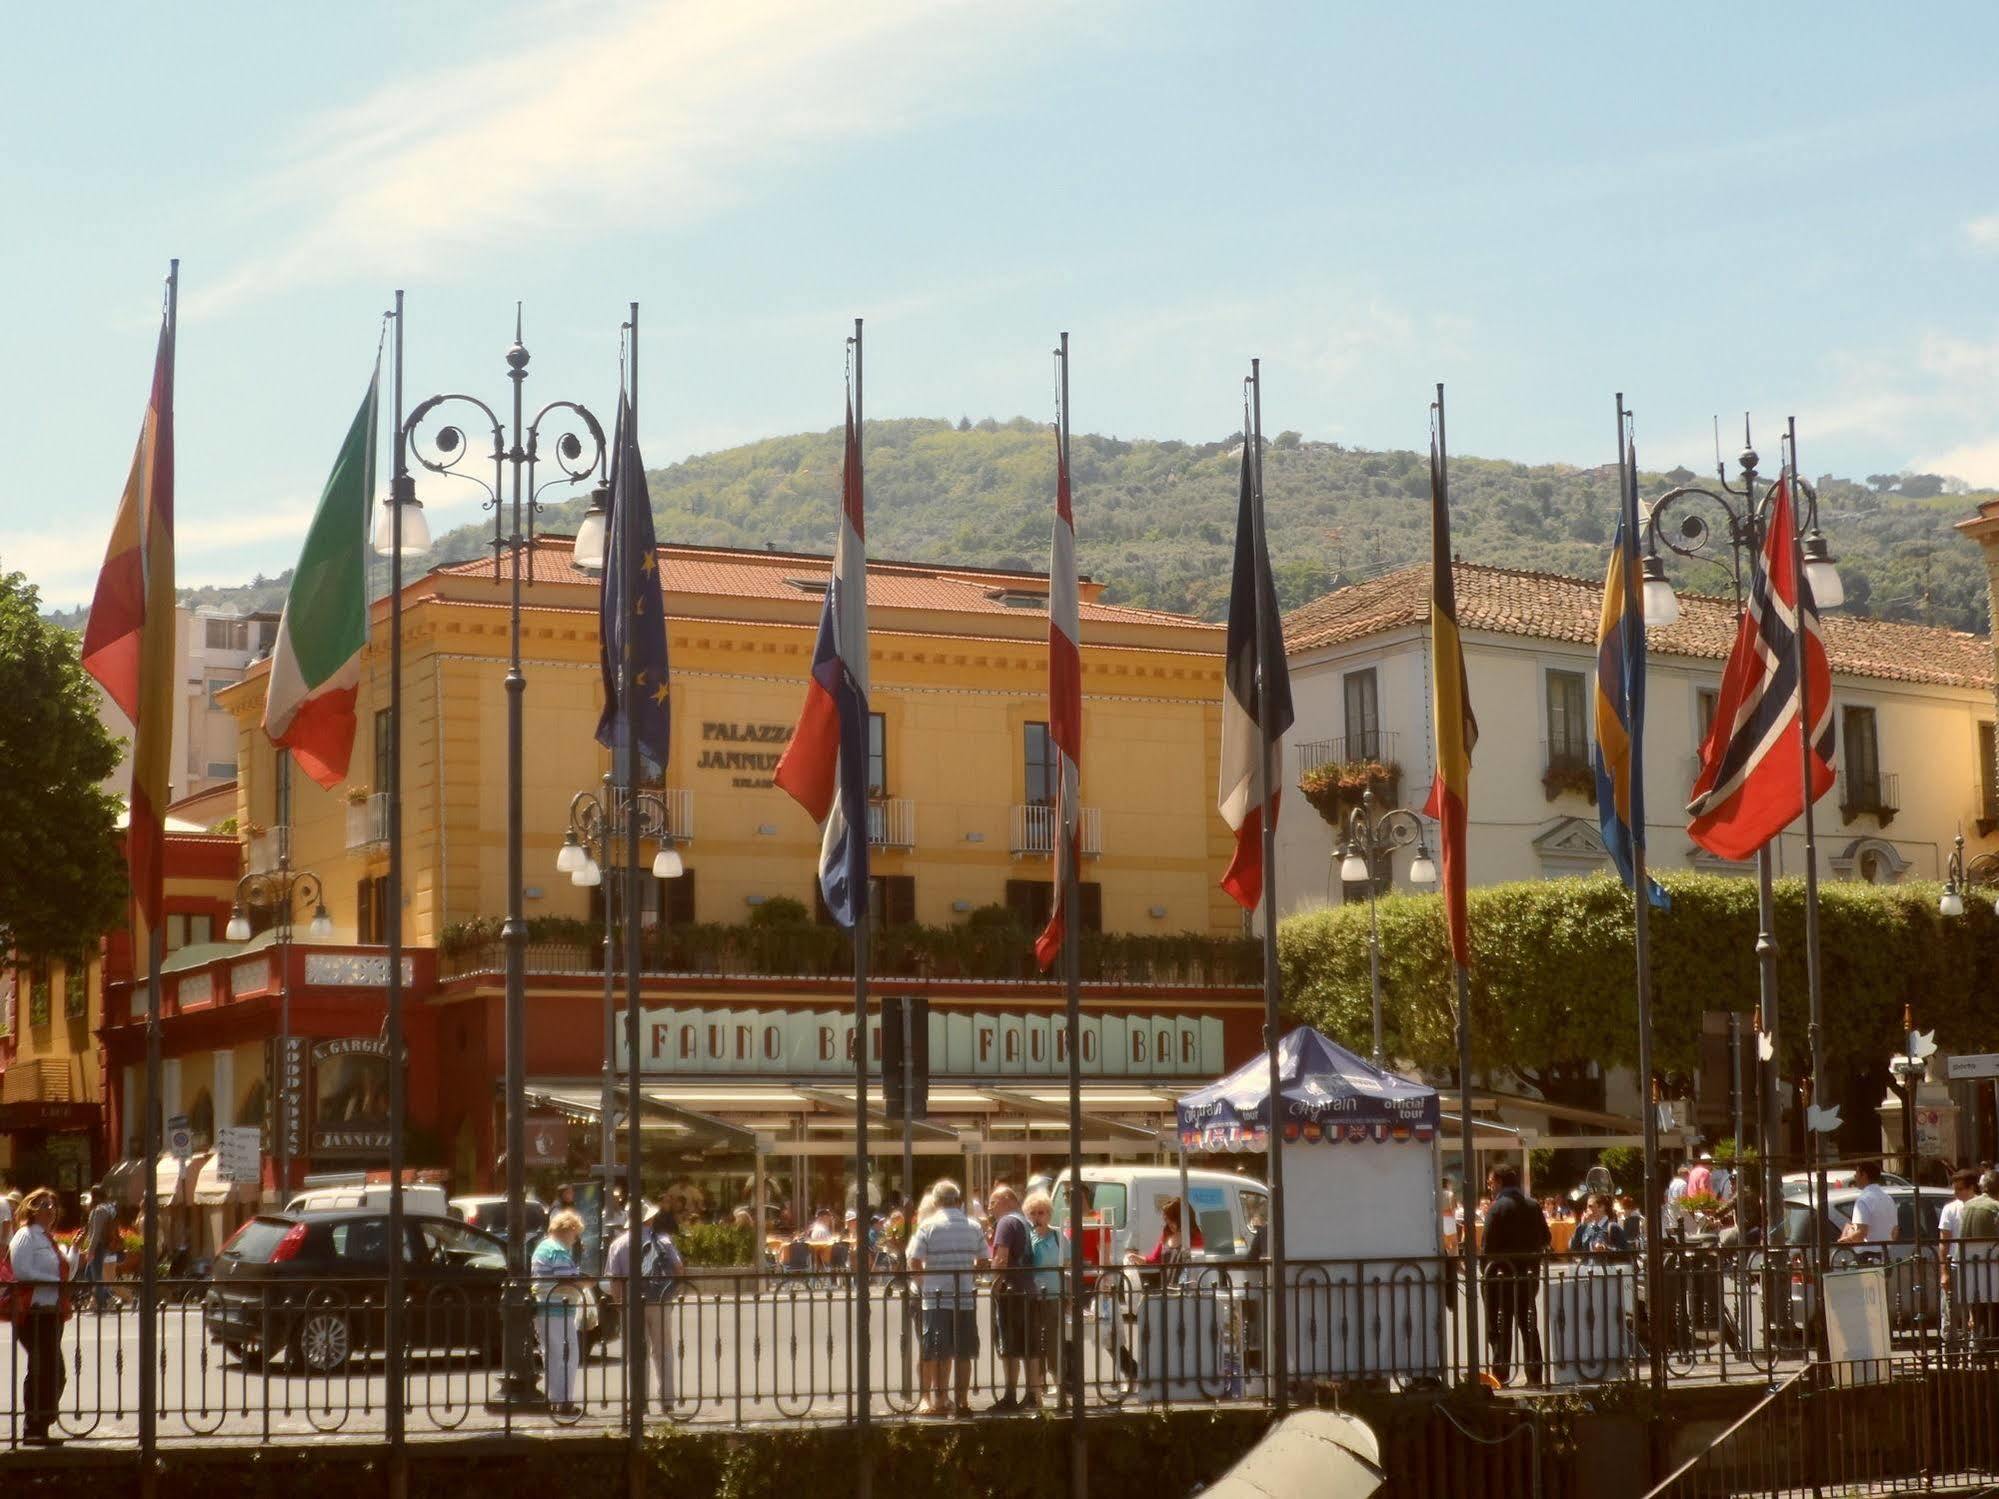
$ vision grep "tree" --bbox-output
[0,570,127,958]
[1273,430,1303,451]
[1899,472,1947,499]
[1866,474,1899,494]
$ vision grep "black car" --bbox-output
[204,1210,512,1374]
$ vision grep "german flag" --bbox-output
[82,289,176,935]
[1420,397,1476,968]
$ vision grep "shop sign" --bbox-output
[695,720,794,789]
[616,1006,1225,1079]
[218,1125,262,1183]
[167,1114,193,1161]
[266,1036,309,1162]
[526,1114,571,1167]
[311,1036,391,1156]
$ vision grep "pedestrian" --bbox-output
[77,1187,122,1314]
[907,1179,985,1418]
[8,1188,70,1445]
[1842,1161,1898,1250]
[1957,1170,1999,1350]
[1571,1192,1628,1254]
[1617,1192,1646,1251]
[1937,1167,1979,1354]
[1687,1153,1714,1198]
[1023,1189,1064,1406]
[1481,1164,1550,1385]
[531,1207,588,1417]
[1709,1155,1734,1203]
[605,1200,684,1415]
[985,1182,1033,1411]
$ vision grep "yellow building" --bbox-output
[195,538,1260,1210]
[223,539,1241,948]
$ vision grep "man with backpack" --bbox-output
[605,1201,684,1414]
[7,1188,70,1444]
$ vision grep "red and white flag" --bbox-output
[1218,441,1294,910]
[1686,478,1835,860]
[1035,430,1082,969]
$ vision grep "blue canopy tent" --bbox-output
[1176,1026,1439,1153]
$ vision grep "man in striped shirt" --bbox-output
[908,1179,987,1417]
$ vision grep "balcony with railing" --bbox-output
[1839,769,1899,827]
[245,824,291,875]
[867,797,915,850]
[344,791,389,851]
[1541,739,1595,803]
[1295,730,1398,778]
[1010,803,1103,858]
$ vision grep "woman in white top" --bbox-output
[9,1187,68,1444]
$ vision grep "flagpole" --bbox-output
[1786,417,1832,1345]
[137,256,176,1485]
[1437,381,1480,1388]
[1057,330,1088,1495]
[622,302,649,1477]
[1247,358,1289,1413]
[385,287,409,1495]
[1621,394,1665,1400]
[850,315,873,1499]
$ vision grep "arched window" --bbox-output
[237,1078,267,1131]
[187,1089,215,1150]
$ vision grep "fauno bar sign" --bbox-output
[615,1006,1225,1079]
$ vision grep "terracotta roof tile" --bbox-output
[432,539,1212,630]
[1283,561,1994,691]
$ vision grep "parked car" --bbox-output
[286,1179,451,1217]
[1046,1166,1271,1266]
[203,1209,615,1376]
[447,1195,549,1246]
[1769,1186,1950,1330]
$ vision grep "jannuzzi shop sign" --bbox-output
[616,1006,1226,1079]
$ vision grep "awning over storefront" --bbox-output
[102,1156,146,1206]
[154,1152,201,1207]
[525,1078,1183,1157]
[193,1151,257,1206]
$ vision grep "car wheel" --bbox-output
[289,1311,353,1374]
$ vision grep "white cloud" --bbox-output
[191,0,1032,316]
[1912,437,1999,487]
[1967,214,1999,250]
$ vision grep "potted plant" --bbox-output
[1541,762,1597,804]
[1297,758,1403,826]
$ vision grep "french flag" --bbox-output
[775,399,871,928]
[1034,429,1082,970]
[1218,439,1294,910]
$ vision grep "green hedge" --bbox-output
[0,1410,1273,1498]
[1279,871,1993,1077]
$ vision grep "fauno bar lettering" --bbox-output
[818,1026,837,1062]
[764,1026,783,1062]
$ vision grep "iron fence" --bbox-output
[11,1245,1999,1451]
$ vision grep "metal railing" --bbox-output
[16,1246,1999,1461]
[1839,768,1900,824]
[344,792,389,851]
[1296,731,1398,775]
[867,797,915,850]
[1010,803,1102,858]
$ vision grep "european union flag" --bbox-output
[1594,439,1670,909]
[595,395,671,767]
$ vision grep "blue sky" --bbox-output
[6,2,1999,606]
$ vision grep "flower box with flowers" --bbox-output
[1298,759,1402,826]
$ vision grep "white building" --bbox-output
[93,604,280,804]
[1275,561,1999,914]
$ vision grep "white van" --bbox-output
[1047,1166,1269,1265]
[284,1179,450,1218]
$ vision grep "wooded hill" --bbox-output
[55,418,1995,633]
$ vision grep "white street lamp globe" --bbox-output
[1409,851,1439,887]
[308,906,334,940]
[572,503,609,573]
[1940,889,1965,918]
[556,836,585,875]
[1339,849,1371,884]
[372,495,432,558]
[1804,555,1843,610]
[225,910,252,943]
[652,844,683,880]
[573,857,602,888]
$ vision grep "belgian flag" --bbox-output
[1420,399,1477,968]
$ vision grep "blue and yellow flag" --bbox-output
[1593,438,1670,908]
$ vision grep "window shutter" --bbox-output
[1079,881,1103,935]
[886,875,916,927]
[665,871,696,926]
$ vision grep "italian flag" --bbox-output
[263,367,378,788]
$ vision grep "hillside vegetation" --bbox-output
[47,419,1996,633]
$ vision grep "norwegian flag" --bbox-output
[1686,478,1835,860]
[1034,426,1083,970]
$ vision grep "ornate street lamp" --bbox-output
[559,775,679,1176]
[1639,419,1844,1302]
[1334,786,1436,1067]
[226,861,332,1197]
[402,306,604,1405]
